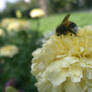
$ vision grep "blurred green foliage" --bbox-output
[47,0,70,13]
[84,0,92,8]
[0,27,42,92]
[0,0,92,19]
[47,0,86,14]
[0,0,39,19]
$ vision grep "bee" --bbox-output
[56,14,78,36]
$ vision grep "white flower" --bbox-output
[0,45,19,58]
[31,25,92,92]
[30,9,45,18]
[64,81,82,92]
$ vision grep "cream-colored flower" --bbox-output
[30,8,45,18]
[0,45,19,58]
[5,86,18,92]
[0,29,5,37]
[1,18,17,28]
[31,25,92,92]
[1,18,31,32]
[7,20,31,32]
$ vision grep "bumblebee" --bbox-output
[56,14,78,36]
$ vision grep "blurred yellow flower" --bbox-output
[31,26,92,92]
[16,10,22,19]
[1,18,31,32]
[0,45,19,58]
[5,86,18,92]
[7,20,31,32]
[1,18,17,28]
[30,8,45,18]
[0,29,5,37]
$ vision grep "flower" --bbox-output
[16,10,22,19]
[0,29,5,37]
[1,18,17,28]
[5,86,24,92]
[30,8,45,18]
[36,31,54,46]
[1,18,31,32]
[7,20,31,32]
[4,79,24,92]
[0,45,19,58]
[31,25,92,92]
[5,86,18,92]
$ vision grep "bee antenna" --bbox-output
[62,14,70,24]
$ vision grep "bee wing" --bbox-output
[62,14,70,25]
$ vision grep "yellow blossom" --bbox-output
[31,25,92,92]
[1,18,31,32]
[1,18,17,28]
[0,29,5,37]
[0,45,19,58]
[30,8,45,18]
[5,86,18,92]
[7,20,31,32]
[16,10,22,19]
